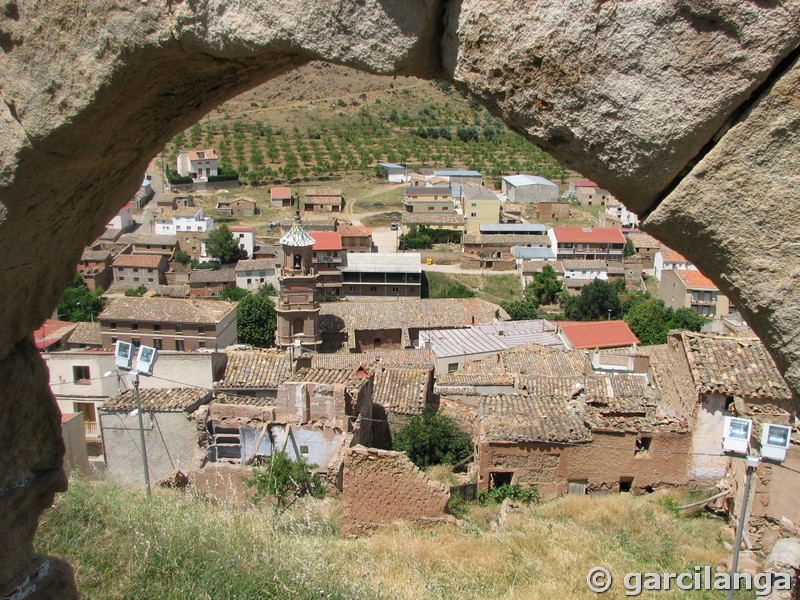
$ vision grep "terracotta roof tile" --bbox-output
[373,367,432,415]
[558,321,640,349]
[216,350,290,389]
[67,321,102,346]
[102,387,212,412]
[675,269,718,289]
[553,227,626,244]
[401,212,465,226]
[189,267,236,284]
[100,297,237,325]
[310,231,343,251]
[112,254,165,269]
[681,332,792,401]
[479,394,591,443]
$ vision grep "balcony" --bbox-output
[84,421,100,440]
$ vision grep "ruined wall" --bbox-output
[690,394,732,483]
[2,0,800,595]
[478,432,693,498]
[341,445,450,537]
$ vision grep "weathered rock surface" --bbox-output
[0,341,67,596]
[1,0,800,596]
[645,56,800,395]
[443,0,800,213]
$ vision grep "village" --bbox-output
[38,145,800,564]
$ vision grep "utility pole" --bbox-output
[727,455,760,600]
[129,370,152,498]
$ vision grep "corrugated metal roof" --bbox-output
[512,246,557,259]
[473,320,563,349]
[341,253,421,273]
[434,170,482,177]
[480,223,547,233]
[419,327,509,358]
[502,175,558,188]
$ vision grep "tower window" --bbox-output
[293,254,302,269]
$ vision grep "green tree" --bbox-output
[246,451,325,524]
[57,273,106,322]
[624,238,635,258]
[124,285,147,297]
[563,279,622,321]
[623,294,707,345]
[237,293,276,347]
[524,265,563,305]
[500,299,539,321]
[173,250,191,266]
[206,224,246,263]
[257,283,278,297]
[393,408,473,470]
[220,286,249,301]
[671,307,707,332]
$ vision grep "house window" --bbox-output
[110,337,117,345]
[148,278,154,283]
[369,286,377,292]
[568,480,588,495]
[153,324,161,332]
[489,471,513,489]
[198,341,206,348]
[373,338,381,349]
[110,322,117,331]
[175,340,184,351]
[447,362,459,373]
[153,339,162,350]
[392,287,399,293]
[300,445,309,455]
[619,477,633,493]
[132,268,139,273]
[176,324,183,333]
[198,326,206,336]
[72,366,91,384]
[131,323,138,332]
[133,278,139,282]
[471,203,477,208]
[349,286,356,292]
[470,212,477,217]
[635,436,652,455]
[131,338,141,347]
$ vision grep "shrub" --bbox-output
[393,408,473,470]
[477,484,540,506]
[124,285,147,297]
[246,451,325,522]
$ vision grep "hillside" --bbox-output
[37,478,732,600]
[167,62,571,188]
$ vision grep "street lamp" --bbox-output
[114,341,159,497]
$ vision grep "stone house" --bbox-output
[568,180,614,206]
[400,212,465,243]
[188,267,236,298]
[270,186,294,207]
[501,175,559,204]
[112,253,168,288]
[303,188,344,212]
[535,201,572,221]
[471,342,696,497]
[215,196,256,217]
[234,258,277,292]
[318,297,510,353]
[79,248,113,291]
[117,232,178,256]
[340,253,422,299]
[337,224,373,253]
[660,268,732,319]
[626,232,660,268]
[100,387,214,486]
[99,296,238,351]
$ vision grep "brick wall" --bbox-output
[341,445,450,536]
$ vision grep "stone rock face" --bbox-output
[0,341,68,596]
[645,56,800,396]
[0,0,799,596]
[443,0,800,213]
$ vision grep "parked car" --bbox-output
[390,222,399,230]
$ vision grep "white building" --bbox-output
[155,207,214,235]
[653,248,698,281]
[230,226,255,259]
[177,149,219,182]
[501,174,559,203]
[107,206,133,231]
[235,258,277,292]
[603,197,639,228]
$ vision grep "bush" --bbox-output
[124,285,147,297]
[393,408,473,470]
[246,451,325,521]
[173,250,191,266]
[476,484,540,506]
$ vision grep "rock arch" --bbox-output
[1,1,799,596]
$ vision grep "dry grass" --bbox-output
[37,479,733,600]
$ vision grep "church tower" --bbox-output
[275,212,321,349]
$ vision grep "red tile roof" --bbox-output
[310,231,343,251]
[229,226,254,233]
[558,320,640,349]
[661,250,689,263]
[112,253,164,268]
[187,149,217,161]
[572,179,598,188]
[553,227,626,244]
[337,224,372,237]
[675,269,718,290]
[33,319,76,350]
[270,187,292,199]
